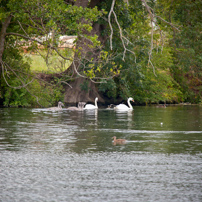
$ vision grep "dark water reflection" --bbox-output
[0,105,202,201]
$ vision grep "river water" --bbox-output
[0,105,202,202]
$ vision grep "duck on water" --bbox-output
[112,136,126,145]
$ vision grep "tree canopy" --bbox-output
[0,0,201,107]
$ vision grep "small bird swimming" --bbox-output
[107,104,115,109]
[156,104,166,108]
[112,136,126,145]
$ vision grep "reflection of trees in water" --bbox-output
[67,109,135,153]
[0,108,78,152]
[1,106,202,154]
[66,109,99,153]
[84,109,98,126]
[115,110,134,129]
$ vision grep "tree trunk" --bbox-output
[0,15,12,75]
[64,77,104,104]
[64,0,106,104]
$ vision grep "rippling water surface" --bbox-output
[0,105,202,201]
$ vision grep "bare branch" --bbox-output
[112,10,127,61]
[72,57,118,83]
[72,60,87,79]
[1,60,43,106]
[107,0,137,61]
[149,59,157,77]
[155,14,180,31]
[109,0,180,75]
[1,60,34,89]
[58,81,72,88]
[148,19,154,64]
[6,31,74,62]
[108,0,116,50]
[141,0,165,77]
[141,0,180,31]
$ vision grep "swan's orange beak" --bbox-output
[132,99,134,102]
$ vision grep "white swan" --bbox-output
[84,97,98,109]
[114,97,134,110]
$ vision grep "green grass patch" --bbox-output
[23,49,74,73]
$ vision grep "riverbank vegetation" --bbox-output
[0,0,201,107]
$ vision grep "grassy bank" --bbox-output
[24,49,73,73]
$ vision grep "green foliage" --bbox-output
[83,50,121,79]
[24,49,73,73]
[155,0,202,103]
[29,79,64,107]
[0,0,103,107]
[1,46,33,107]
[1,75,64,107]
[96,0,201,104]
[1,69,63,108]
[3,85,31,107]
[1,33,64,107]
[1,0,201,106]
[99,79,117,98]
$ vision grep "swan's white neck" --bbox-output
[95,98,98,108]
[127,99,133,109]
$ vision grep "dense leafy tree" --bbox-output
[98,0,183,104]
[0,0,103,106]
[155,0,202,103]
[0,0,201,106]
